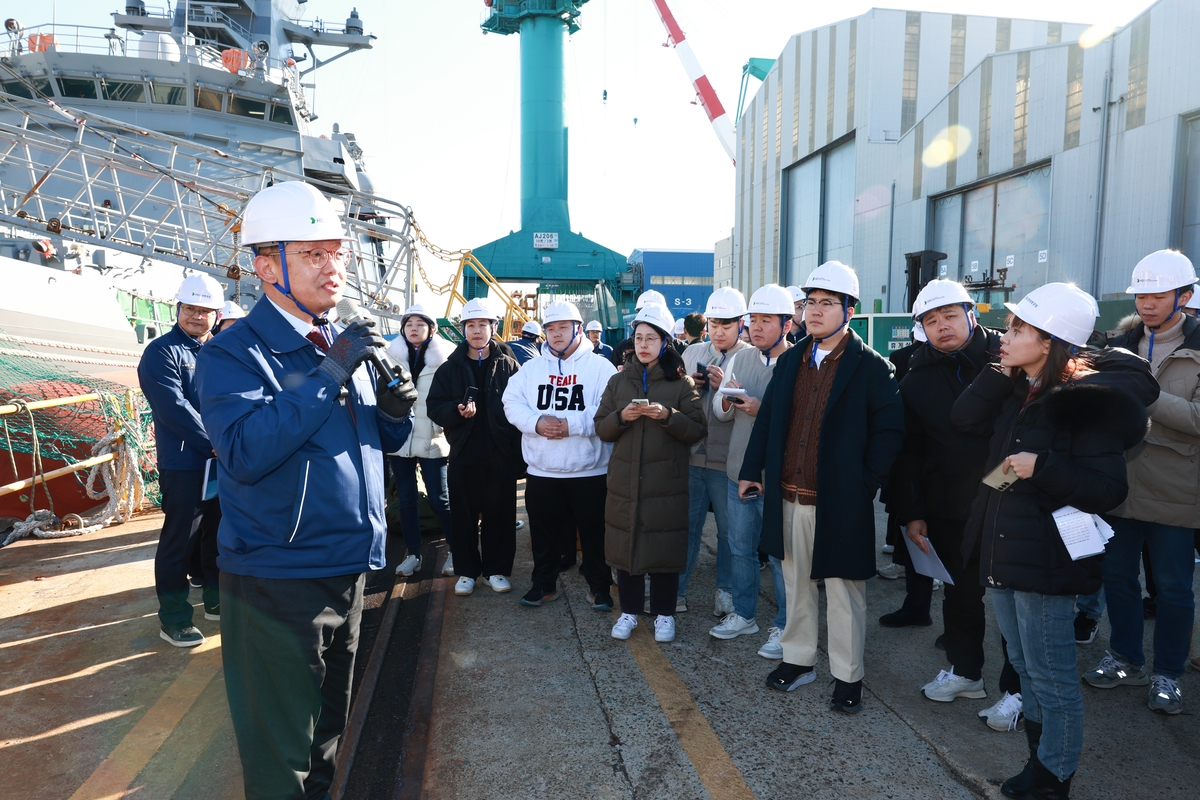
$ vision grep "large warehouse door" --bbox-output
[1180,117,1200,260]
[784,137,856,286]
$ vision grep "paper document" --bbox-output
[1052,506,1108,560]
[202,458,219,501]
[718,386,749,398]
[901,530,955,585]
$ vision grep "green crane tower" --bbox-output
[475,0,633,332]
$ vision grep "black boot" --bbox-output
[1029,756,1072,799]
[1000,720,1042,798]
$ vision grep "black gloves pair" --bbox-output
[316,318,417,421]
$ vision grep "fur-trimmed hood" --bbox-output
[1044,381,1150,451]
[1111,313,1142,337]
[388,333,452,372]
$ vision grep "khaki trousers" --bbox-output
[778,500,867,682]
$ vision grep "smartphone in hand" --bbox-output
[463,385,478,405]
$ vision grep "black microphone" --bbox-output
[335,297,408,395]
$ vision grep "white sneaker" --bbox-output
[454,576,475,596]
[396,554,422,577]
[757,626,783,659]
[441,554,455,576]
[709,613,759,640]
[654,615,676,642]
[713,589,734,617]
[611,613,638,640]
[932,579,944,591]
[978,691,1023,731]
[676,596,688,613]
[480,574,512,593]
[877,563,905,580]
[922,668,987,702]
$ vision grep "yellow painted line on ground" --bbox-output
[622,624,757,800]
[0,653,154,697]
[68,635,224,800]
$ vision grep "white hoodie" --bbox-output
[502,336,617,478]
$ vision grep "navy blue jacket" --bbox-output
[739,330,905,579]
[509,336,541,366]
[138,323,213,471]
[592,341,614,359]
[195,300,412,579]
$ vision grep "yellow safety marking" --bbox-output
[0,653,154,697]
[622,625,757,800]
[0,709,138,749]
[67,635,223,800]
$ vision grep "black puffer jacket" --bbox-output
[952,351,1156,595]
[427,339,524,466]
[889,326,1002,523]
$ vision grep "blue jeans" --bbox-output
[990,588,1083,782]
[1102,517,1197,679]
[389,456,453,554]
[726,478,786,628]
[1075,587,1105,621]
[679,466,732,599]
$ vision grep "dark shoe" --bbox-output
[1001,720,1042,798]
[1143,597,1157,619]
[766,662,816,692]
[1029,756,1072,799]
[588,588,614,611]
[160,625,205,648]
[1073,612,1097,645]
[520,585,559,607]
[879,608,933,628]
[934,634,946,651]
[203,604,220,622]
[828,679,863,714]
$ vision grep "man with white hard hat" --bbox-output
[1086,250,1200,715]
[611,290,669,367]
[503,301,618,608]
[709,284,793,659]
[510,318,544,366]
[138,273,226,649]
[195,181,416,799]
[1185,284,1200,318]
[739,262,905,714]
[679,287,750,620]
[427,296,524,597]
[786,286,808,344]
[585,320,613,359]
[214,299,245,334]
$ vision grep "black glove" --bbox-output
[376,369,417,421]
[318,319,385,386]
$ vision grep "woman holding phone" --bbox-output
[951,283,1155,799]
[596,303,707,643]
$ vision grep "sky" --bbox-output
[46,0,1157,289]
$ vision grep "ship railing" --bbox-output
[0,92,415,318]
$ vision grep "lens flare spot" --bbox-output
[1079,24,1117,49]
[922,125,973,168]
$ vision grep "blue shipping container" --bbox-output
[628,249,714,318]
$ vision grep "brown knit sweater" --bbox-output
[780,336,848,505]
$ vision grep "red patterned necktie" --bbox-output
[306,330,329,352]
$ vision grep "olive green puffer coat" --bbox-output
[595,359,707,574]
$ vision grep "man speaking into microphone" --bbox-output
[196,181,415,800]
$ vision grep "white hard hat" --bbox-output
[704,286,747,319]
[787,285,806,303]
[220,300,246,320]
[911,279,974,321]
[585,320,603,332]
[913,321,928,342]
[1004,283,1098,349]
[673,318,687,336]
[543,301,583,325]
[462,297,501,322]
[521,320,543,336]
[401,303,438,332]
[1186,284,1200,311]
[802,261,860,301]
[175,274,225,309]
[240,181,347,245]
[1126,250,1198,294]
[635,289,667,310]
[747,284,794,316]
[632,302,675,339]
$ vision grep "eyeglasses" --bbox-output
[179,303,218,317]
[261,245,353,270]
[633,334,662,345]
[807,298,842,309]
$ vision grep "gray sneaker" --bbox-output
[1082,650,1150,688]
[1148,674,1182,715]
[160,625,205,648]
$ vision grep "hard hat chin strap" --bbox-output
[809,299,849,369]
[760,315,788,367]
[273,241,327,328]
[1146,287,1184,364]
[545,322,580,376]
